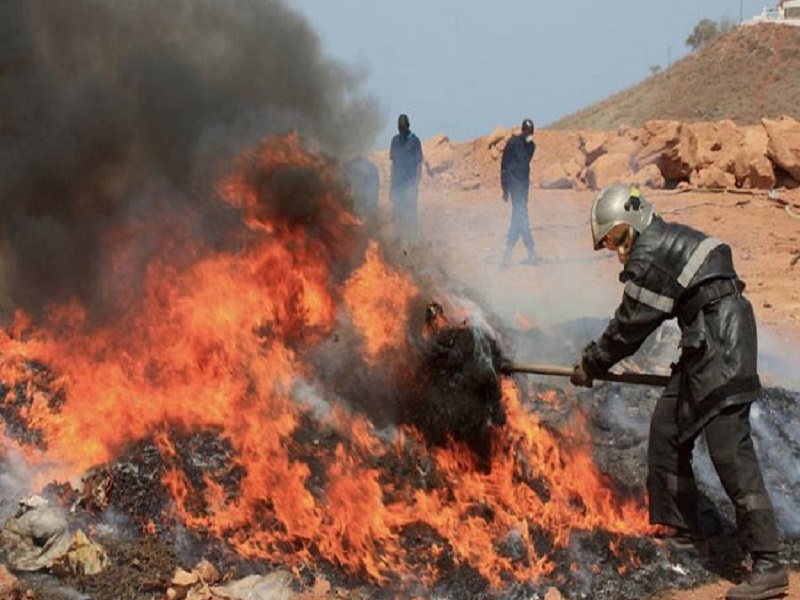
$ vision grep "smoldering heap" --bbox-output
[399,302,507,466]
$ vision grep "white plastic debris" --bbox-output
[0,495,107,575]
[210,571,293,600]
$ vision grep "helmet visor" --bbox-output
[602,224,631,250]
[602,224,635,264]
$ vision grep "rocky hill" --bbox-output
[372,115,800,195]
[548,23,800,130]
[370,23,800,195]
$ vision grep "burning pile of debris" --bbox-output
[0,131,667,599]
[3,313,799,600]
[0,131,797,599]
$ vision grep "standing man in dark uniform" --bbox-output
[501,118,537,266]
[389,114,423,245]
[571,184,788,600]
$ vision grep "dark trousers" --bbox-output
[647,379,780,554]
[390,186,418,244]
[505,189,535,256]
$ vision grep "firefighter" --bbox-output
[501,118,537,266]
[571,184,788,600]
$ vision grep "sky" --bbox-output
[291,0,773,148]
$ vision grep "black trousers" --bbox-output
[647,379,780,554]
[505,187,535,255]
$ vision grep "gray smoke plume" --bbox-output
[0,0,380,317]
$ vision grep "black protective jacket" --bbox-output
[500,135,535,197]
[584,216,760,442]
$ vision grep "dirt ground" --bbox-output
[412,182,800,600]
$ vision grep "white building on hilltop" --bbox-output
[745,0,800,25]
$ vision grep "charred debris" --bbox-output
[0,314,798,600]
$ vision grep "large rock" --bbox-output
[763,115,800,182]
[632,163,665,189]
[468,126,511,190]
[734,125,775,189]
[686,120,779,190]
[600,124,644,161]
[690,120,742,172]
[691,165,736,189]
[743,154,776,189]
[485,125,509,149]
[586,152,635,190]
[636,120,698,183]
[423,133,454,176]
[533,130,583,186]
[485,125,510,161]
[604,129,642,163]
[580,131,609,166]
[535,158,583,189]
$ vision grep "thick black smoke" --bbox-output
[0,0,380,317]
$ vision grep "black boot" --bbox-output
[655,527,706,555]
[726,554,788,600]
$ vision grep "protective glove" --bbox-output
[570,357,594,388]
[502,190,509,202]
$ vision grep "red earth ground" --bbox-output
[410,181,800,600]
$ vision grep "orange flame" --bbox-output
[0,135,652,589]
[342,242,417,363]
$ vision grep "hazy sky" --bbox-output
[292,0,772,147]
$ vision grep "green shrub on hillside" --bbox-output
[686,16,736,51]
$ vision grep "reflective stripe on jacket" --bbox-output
[584,216,760,440]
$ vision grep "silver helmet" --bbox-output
[590,183,654,250]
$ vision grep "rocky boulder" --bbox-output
[691,165,736,189]
[423,134,454,176]
[580,131,609,166]
[485,125,510,161]
[636,120,698,184]
[533,130,583,186]
[690,120,742,172]
[586,152,635,190]
[763,115,800,183]
[631,163,665,189]
[535,158,584,189]
[734,125,775,189]
[604,129,642,164]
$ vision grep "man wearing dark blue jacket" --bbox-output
[390,114,423,245]
[501,118,537,266]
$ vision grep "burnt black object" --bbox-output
[399,307,507,467]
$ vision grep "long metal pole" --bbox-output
[502,363,670,387]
